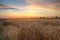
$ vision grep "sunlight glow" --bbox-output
[0,5,59,18]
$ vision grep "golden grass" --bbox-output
[0,19,60,40]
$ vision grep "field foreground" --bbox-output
[0,19,60,40]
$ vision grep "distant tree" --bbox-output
[42,17,46,19]
[55,16,58,19]
[39,17,41,19]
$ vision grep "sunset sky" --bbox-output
[0,0,60,18]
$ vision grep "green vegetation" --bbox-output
[0,27,4,40]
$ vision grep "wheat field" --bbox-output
[0,18,60,40]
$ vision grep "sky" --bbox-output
[0,0,60,18]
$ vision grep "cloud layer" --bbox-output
[25,0,60,5]
[0,4,21,10]
[25,0,60,12]
[0,0,60,18]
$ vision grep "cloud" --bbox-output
[25,0,60,8]
[25,0,60,5]
[48,2,60,7]
[0,4,22,10]
[47,2,60,11]
[25,0,60,12]
[25,0,45,6]
[0,0,60,14]
[11,0,60,11]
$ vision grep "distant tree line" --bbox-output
[30,16,60,19]
[0,16,60,19]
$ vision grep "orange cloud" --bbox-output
[48,2,60,7]
[23,5,59,13]
[25,0,60,12]
[47,2,60,12]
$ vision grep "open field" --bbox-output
[0,18,60,40]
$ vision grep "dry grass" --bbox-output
[0,19,60,40]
